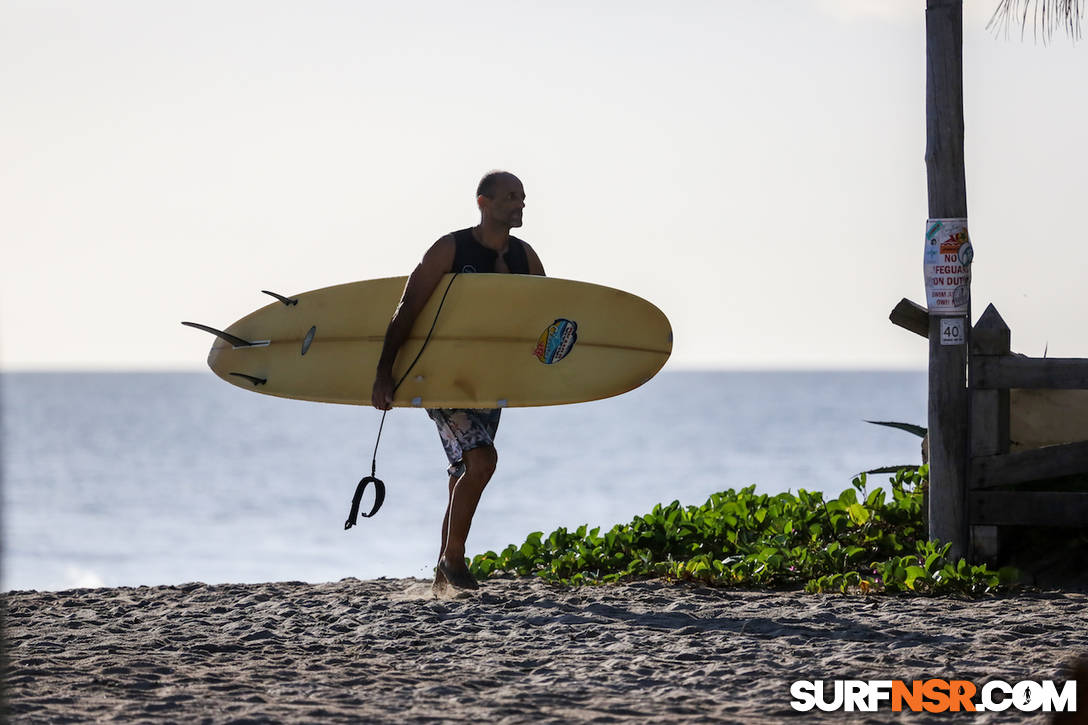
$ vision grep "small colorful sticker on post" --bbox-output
[924,218,972,314]
[534,319,578,364]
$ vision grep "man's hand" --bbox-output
[372,369,395,410]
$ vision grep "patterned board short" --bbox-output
[426,408,501,477]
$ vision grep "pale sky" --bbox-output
[2,0,1085,371]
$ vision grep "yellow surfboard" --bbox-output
[185,274,672,408]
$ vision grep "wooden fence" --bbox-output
[891,299,1088,561]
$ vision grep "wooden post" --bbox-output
[925,0,969,559]
[969,305,1011,562]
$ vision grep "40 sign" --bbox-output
[940,318,966,346]
[924,218,973,315]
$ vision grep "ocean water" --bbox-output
[1,371,926,592]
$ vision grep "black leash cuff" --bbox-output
[344,475,386,529]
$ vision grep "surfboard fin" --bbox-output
[181,321,260,348]
[261,290,298,306]
[229,372,267,386]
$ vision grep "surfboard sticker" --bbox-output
[534,318,578,364]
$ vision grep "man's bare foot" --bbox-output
[437,558,479,590]
[431,566,449,597]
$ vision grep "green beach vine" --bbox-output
[469,467,1018,596]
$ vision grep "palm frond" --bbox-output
[988,0,1084,42]
[865,420,928,438]
[859,465,924,476]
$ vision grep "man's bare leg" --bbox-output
[432,473,459,595]
[437,445,497,590]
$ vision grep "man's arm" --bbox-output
[371,236,455,410]
[522,241,546,276]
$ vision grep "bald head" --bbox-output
[476,171,520,199]
[475,171,525,230]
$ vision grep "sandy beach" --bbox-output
[4,577,1086,723]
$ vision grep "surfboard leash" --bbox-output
[345,273,461,528]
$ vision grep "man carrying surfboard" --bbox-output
[371,171,545,594]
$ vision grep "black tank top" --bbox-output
[450,227,530,274]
